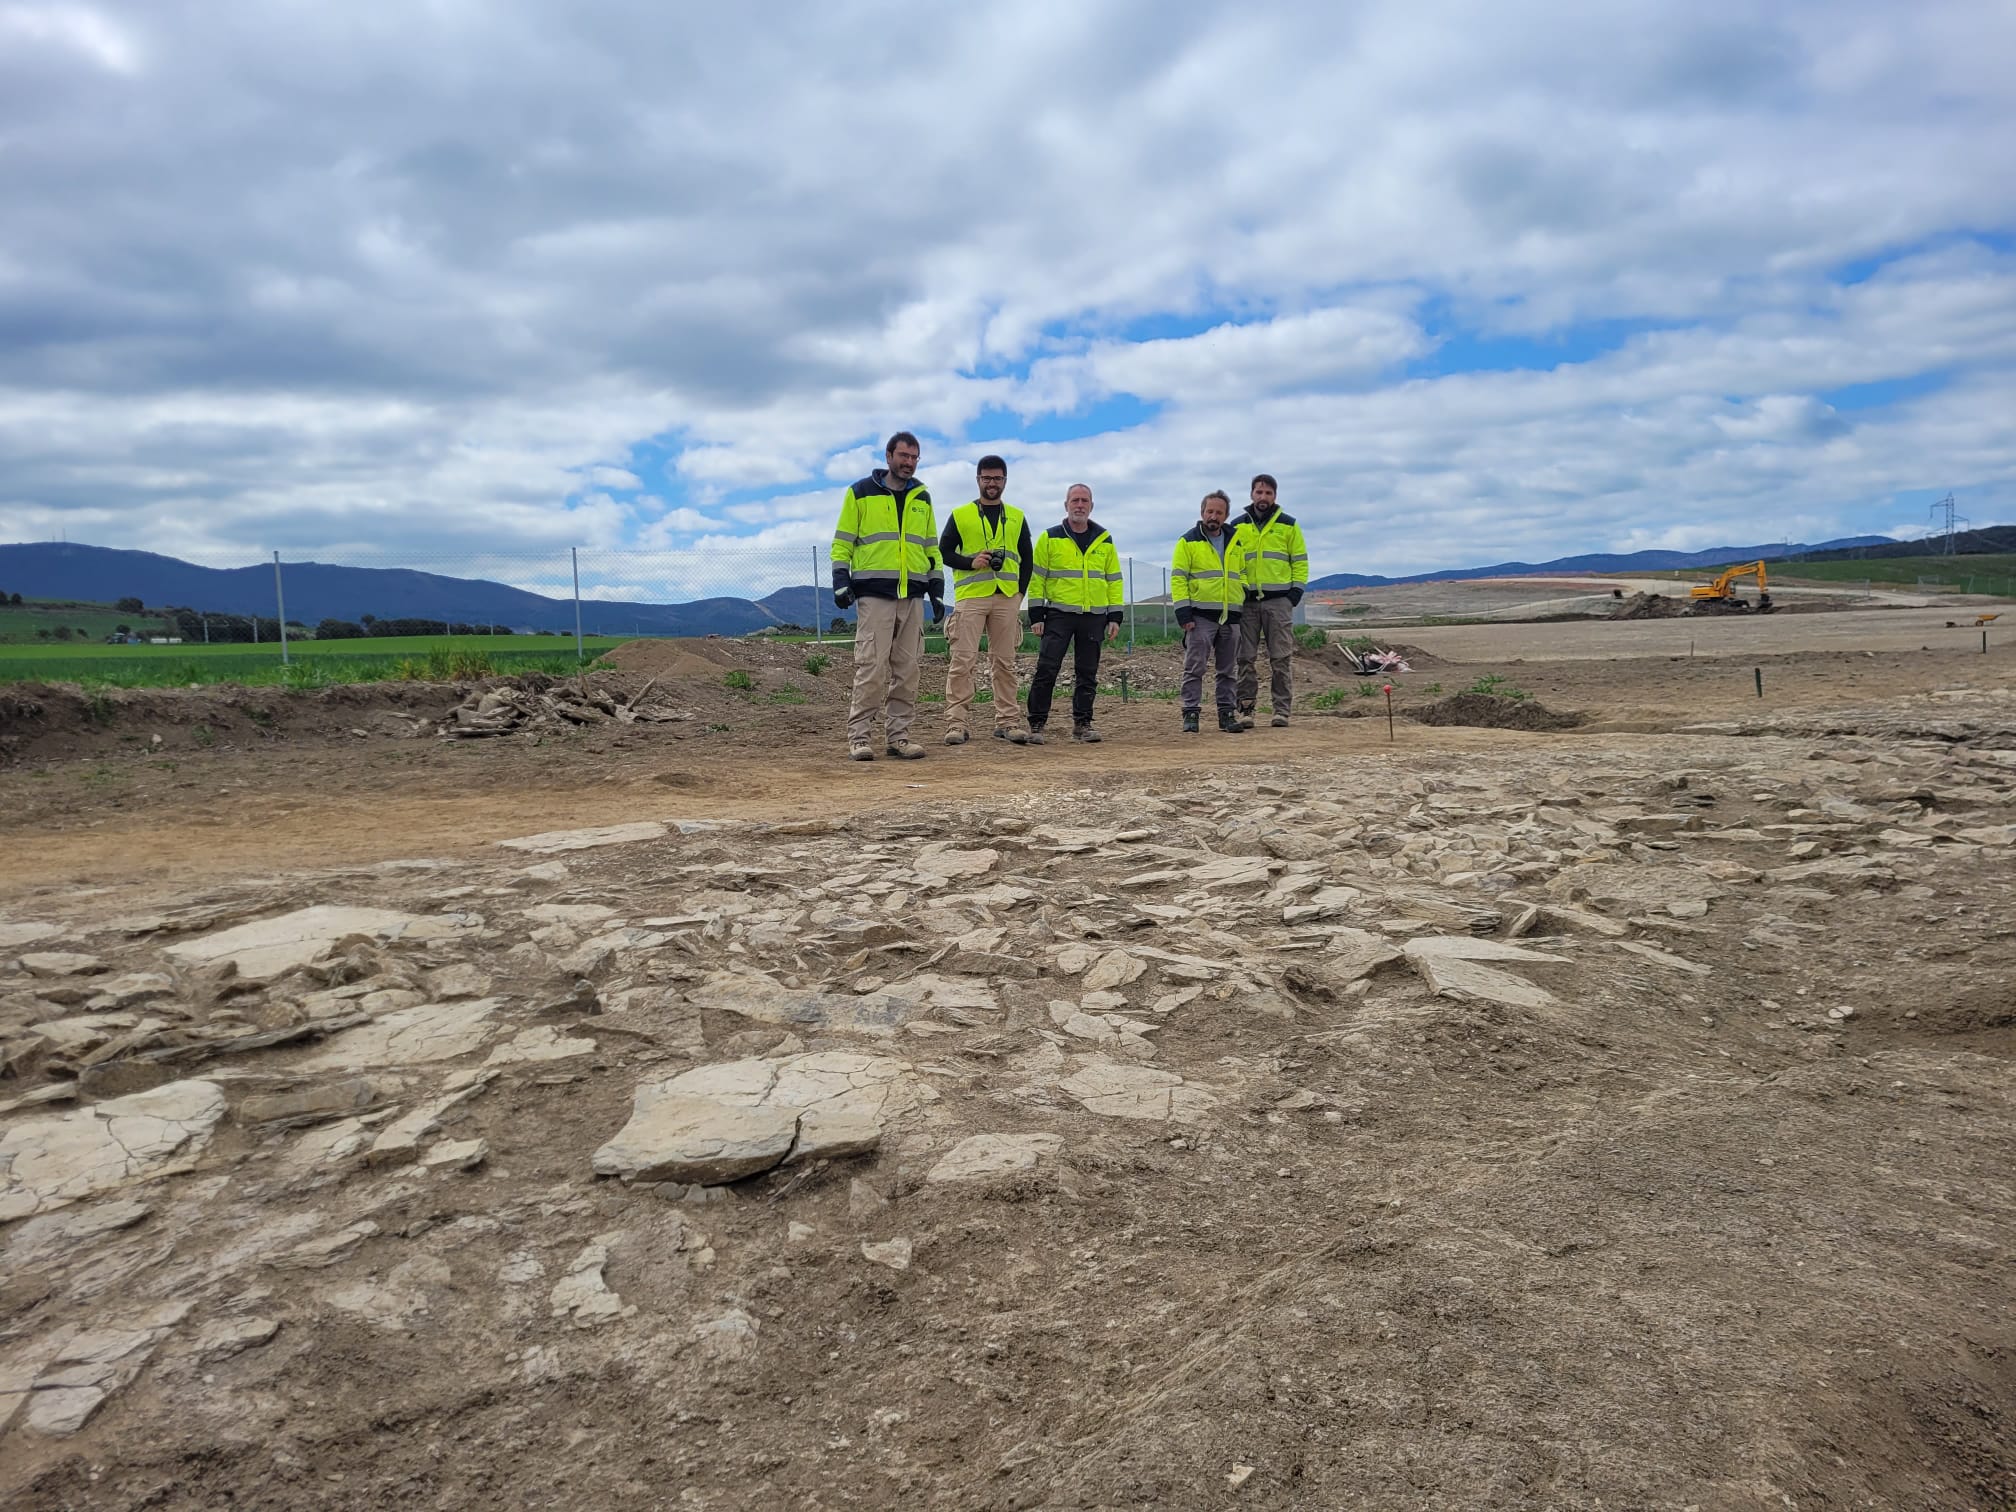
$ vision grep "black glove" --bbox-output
[1288,586,1304,607]
[834,587,854,610]
[930,598,946,625]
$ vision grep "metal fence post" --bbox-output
[572,547,585,663]
[1161,568,1169,638]
[273,551,290,664]
[1128,558,1135,654]
[813,544,822,644]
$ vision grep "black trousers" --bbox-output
[1027,612,1105,728]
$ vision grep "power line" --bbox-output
[1927,492,1970,554]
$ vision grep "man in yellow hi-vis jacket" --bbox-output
[1230,472,1309,728]
[1024,484,1123,744]
[937,454,1034,746]
[1171,490,1254,735]
[830,430,944,761]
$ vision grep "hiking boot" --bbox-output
[1072,723,1102,743]
[1270,713,1290,728]
[1025,725,1046,745]
[1218,709,1245,734]
[944,728,969,746]
[886,739,927,760]
[1235,709,1256,730]
[847,742,875,761]
[994,727,1029,745]
[1181,710,1200,734]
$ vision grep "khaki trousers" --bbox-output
[847,596,923,745]
[1237,596,1296,715]
[944,594,1024,733]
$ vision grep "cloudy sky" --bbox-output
[4,0,2013,592]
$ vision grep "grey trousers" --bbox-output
[1237,596,1295,715]
[1181,618,1240,713]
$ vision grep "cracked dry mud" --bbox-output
[2,646,2015,1509]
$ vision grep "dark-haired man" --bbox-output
[938,455,1034,745]
[1231,473,1308,728]
[1025,484,1122,744]
[1172,490,1254,734]
[831,431,944,761]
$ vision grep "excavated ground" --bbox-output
[2,636,2014,1510]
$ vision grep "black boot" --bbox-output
[1218,708,1245,733]
[1182,710,1200,733]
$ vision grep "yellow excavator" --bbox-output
[1689,560,1774,613]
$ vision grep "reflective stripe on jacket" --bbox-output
[948,501,1027,600]
[1171,525,1254,624]
[1028,521,1124,619]
[1230,507,1308,597]
[831,471,943,601]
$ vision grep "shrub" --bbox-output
[803,652,833,677]
[1308,687,1347,709]
[723,670,755,691]
[1293,624,1329,652]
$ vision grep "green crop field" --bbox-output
[0,633,626,688]
[0,599,172,643]
[1769,554,2016,593]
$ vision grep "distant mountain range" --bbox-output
[1306,535,1894,590]
[0,532,1945,637]
[0,543,833,637]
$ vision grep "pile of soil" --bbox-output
[1610,591,1690,619]
[1315,639,1447,673]
[1408,690,1585,730]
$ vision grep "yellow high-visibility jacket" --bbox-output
[830,470,943,601]
[1028,521,1124,622]
[1230,506,1309,599]
[944,501,1029,601]
[1171,525,1256,625]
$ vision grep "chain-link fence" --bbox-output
[46,545,1211,681]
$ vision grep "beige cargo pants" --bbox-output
[944,594,1025,735]
[847,596,924,746]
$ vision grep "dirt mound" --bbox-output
[1408,691,1584,730]
[0,680,460,765]
[1317,639,1449,673]
[1610,591,1690,620]
[599,637,747,679]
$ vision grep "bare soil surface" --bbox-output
[3,634,2015,1510]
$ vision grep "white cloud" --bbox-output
[0,0,2010,584]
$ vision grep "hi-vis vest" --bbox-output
[1231,507,1309,597]
[1028,523,1123,615]
[1171,526,1256,624]
[831,473,942,600]
[949,502,1025,601]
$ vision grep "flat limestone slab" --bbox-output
[594,1052,927,1186]
[1060,1060,1216,1124]
[292,1000,502,1071]
[164,905,480,981]
[0,1081,226,1222]
[1411,954,1559,1009]
[1402,937,1570,964]
[926,1133,1064,1184]
[496,822,667,854]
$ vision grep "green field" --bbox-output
[0,633,626,688]
[1771,554,2016,593]
[1638,554,2016,595]
[0,599,172,643]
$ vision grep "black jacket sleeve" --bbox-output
[1017,521,1035,595]
[939,517,975,571]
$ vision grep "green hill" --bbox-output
[0,598,172,644]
